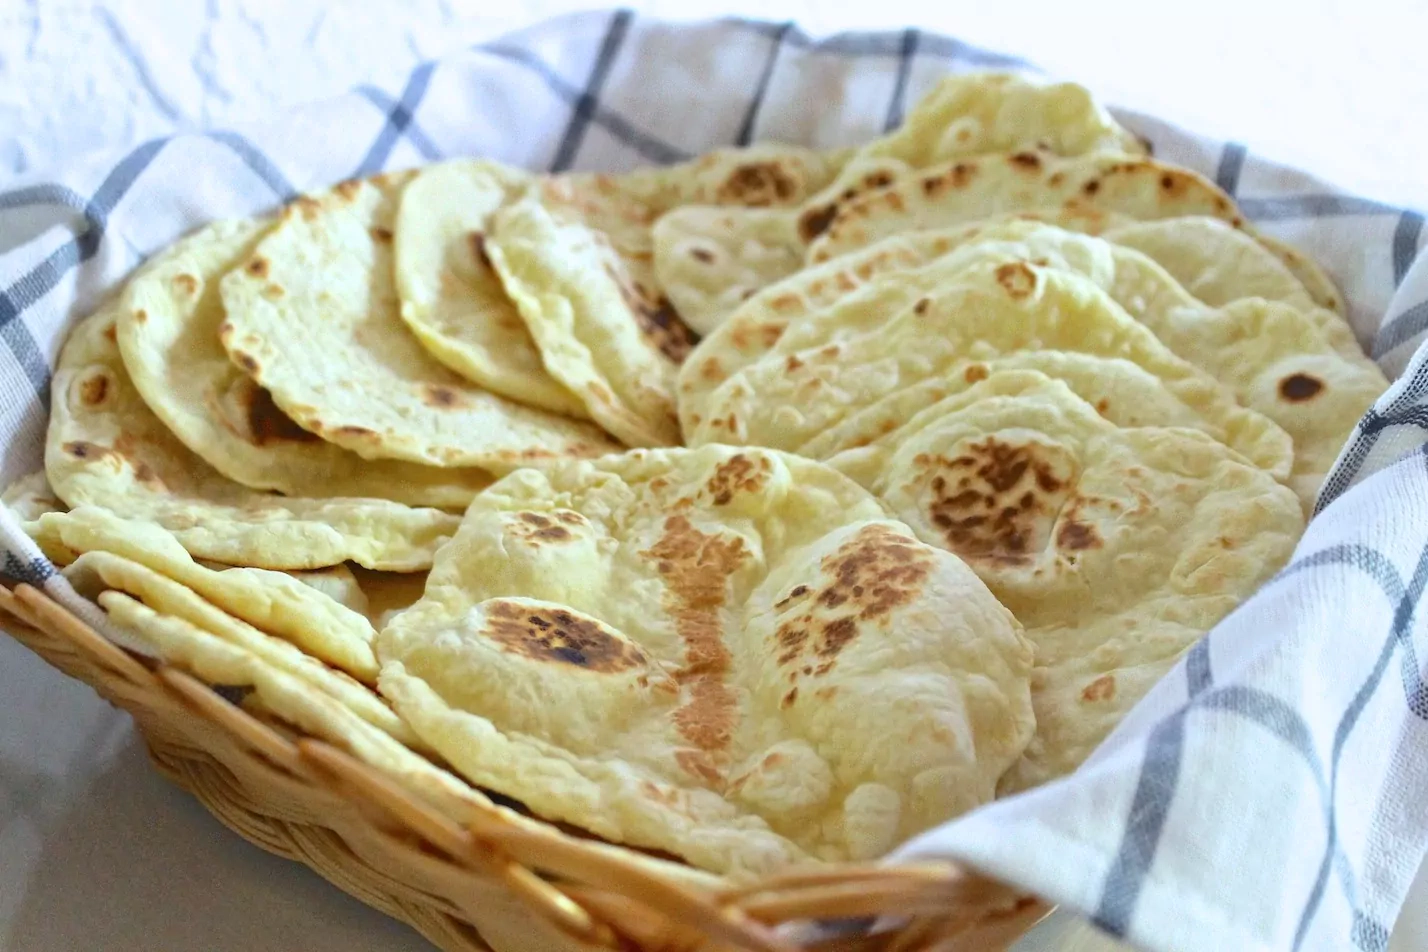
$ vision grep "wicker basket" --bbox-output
[0,580,1052,952]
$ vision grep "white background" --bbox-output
[1,1,1425,950]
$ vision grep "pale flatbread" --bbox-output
[68,551,405,734]
[799,351,1253,481]
[118,215,494,508]
[2,470,65,523]
[377,446,1032,876]
[37,505,380,678]
[287,564,368,615]
[2,471,75,565]
[393,159,589,417]
[218,174,621,469]
[488,192,684,447]
[45,305,459,571]
[412,147,847,440]
[688,259,1294,481]
[827,371,1303,791]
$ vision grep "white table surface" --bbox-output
[2,2,1425,950]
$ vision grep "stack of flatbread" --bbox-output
[4,72,1387,880]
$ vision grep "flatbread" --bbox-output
[650,206,805,337]
[1248,231,1345,316]
[808,151,1341,312]
[1101,217,1317,310]
[98,588,479,806]
[393,160,590,417]
[827,371,1303,791]
[68,551,406,735]
[955,223,1382,507]
[2,471,76,565]
[218,173,621,468]
[688,259,1294,481]
[409,146,849,438]
[45,305,459,571]
[858,71,1146,167]
[117,215,494,508]
[36,505,379,678]
[812,210,1355,350]
[798,351,1254,479]
[377,446,1033,876]
[677,229,971,434]
[652,71,1147,334]
[488,192,685,447]
[1102,217,1358,357]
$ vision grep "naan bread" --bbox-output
[444,144,849,437]
[118,216,494,508]
[1250,232,1346,317]
[944,223,1382,507]
[37,506,380,678]
[799,351,1251,479]
[808,151,1341,313]
[812,209,1355,349]
[392,144,843,429]
[218,174,621,468]
[67,551,406,736]
[819,208,1354,358]
[1102,218,1359,359]
[825,372,1303,791]
[688,259,1294,481]
[487,193,685,447]
[677,229,971,433]
[564,141,848,214]
[393,160,589,417]
[652,72,1147,333]
[1,471,74,564]
[1102,216,1315,310]
[46,306,459,571]
[377,446,1033,877]
[859,71,1145,167]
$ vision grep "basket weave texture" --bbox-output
[0,581,1049,952]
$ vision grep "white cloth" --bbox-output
[2,11,1427,952]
